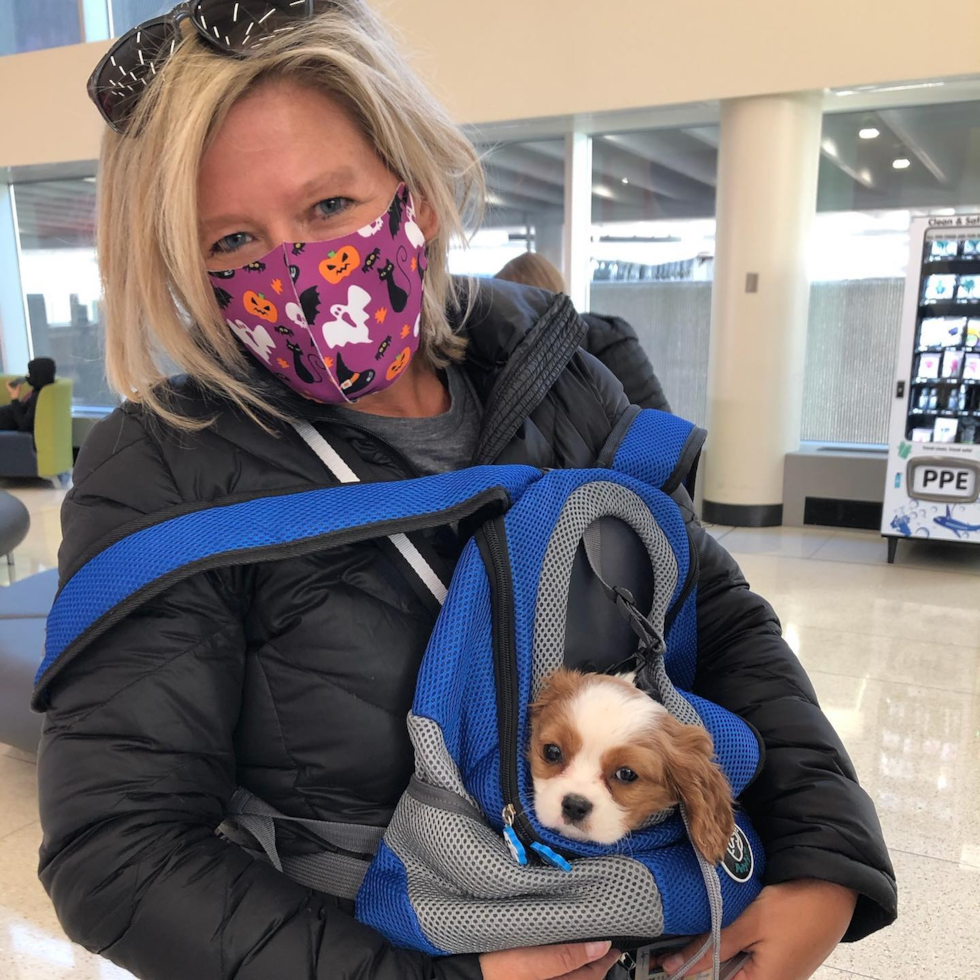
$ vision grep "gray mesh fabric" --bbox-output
[384,790,665,953]
[407,713,480,808]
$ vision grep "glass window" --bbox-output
[0,0,82,55]
[802,99,980,444]
[449,138,565,278]
[12,179,118,411]
[588,125,720,424]
[110,0,170,35]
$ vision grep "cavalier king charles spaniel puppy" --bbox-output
[528,669,734,862]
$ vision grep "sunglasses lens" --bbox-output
[193,0,312,51]
[93,19,179,131]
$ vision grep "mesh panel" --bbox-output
[683,695,762,796]
[531,481,678,694]
[611,410,698,490]
[383,792,665,953]
[407,715,479,807]
[356,840,445,955]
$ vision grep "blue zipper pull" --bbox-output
[530,841,573,873]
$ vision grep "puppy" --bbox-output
[528,669,734,863]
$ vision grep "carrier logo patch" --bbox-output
[721,825,753,883]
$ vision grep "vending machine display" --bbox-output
[882,216,980,563]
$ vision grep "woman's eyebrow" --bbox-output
[199,168,362,237]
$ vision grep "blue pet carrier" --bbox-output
[34,409,765,976]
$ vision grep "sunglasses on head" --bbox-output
[87,0,317,134]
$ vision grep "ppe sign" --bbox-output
[907,458,980,502]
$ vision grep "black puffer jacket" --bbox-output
[36,281,895,980]
[581,312,671,413]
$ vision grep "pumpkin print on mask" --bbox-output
[243,290,278,323]
[319,244,361,284]
[385,346,412,381]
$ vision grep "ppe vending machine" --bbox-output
[882,215,980,563]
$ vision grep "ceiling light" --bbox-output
[858,127,880,140]
[821,138,838,158]
[621,177,629,184]
[892,158,911,170]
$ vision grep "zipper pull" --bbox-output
[530,840,573,873]
[502,805,528,866]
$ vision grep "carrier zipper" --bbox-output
[478,519,529,840]
[478,519,571,871]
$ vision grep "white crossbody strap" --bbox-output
[289,419,448,605]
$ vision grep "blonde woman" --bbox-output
[37,4,894,980]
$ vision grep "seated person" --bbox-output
[1,358,57,434]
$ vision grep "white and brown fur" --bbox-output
[528,669,734,863]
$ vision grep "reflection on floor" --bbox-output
[2,481,979,979]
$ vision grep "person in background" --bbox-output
[0,357,57,433]
[495,252,672,412]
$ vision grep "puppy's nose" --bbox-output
[561,794,593,824]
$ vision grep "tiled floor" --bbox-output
[2,483,979,979]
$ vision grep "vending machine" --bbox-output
[882,215,980,563]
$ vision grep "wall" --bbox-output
[3,0,980,169]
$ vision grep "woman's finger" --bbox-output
[559,948,624,980]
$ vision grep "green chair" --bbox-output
[0,374,74,484]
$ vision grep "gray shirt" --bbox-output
[331,364,483,475]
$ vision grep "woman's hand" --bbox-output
[5,380,23,401]
[660,881,857,980]
[480,940,621,980]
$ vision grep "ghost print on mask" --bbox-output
[209,184,425,404]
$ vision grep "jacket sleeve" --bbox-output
[7,391,35,432]
[575,356,897,941]
[37,410,481,980]
[682,504,898,941]
[581,313,672,413]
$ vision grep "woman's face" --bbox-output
[198,80,431,272]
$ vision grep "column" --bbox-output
[0,186,31,371]
[702,92,823,527]
[563,132,592,314]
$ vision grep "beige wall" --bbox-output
[3,0,980,169]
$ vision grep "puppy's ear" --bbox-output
[529,669,582,715]
[659,716,735,865]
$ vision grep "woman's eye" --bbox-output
[615,767,638,783]
[543,744,562,764]
[315,197,354,219]
[210,232,252,256]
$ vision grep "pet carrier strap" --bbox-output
[227,787,380,901]
[290,419,448,605]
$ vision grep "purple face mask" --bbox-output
[208,183,427,403]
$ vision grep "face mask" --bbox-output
[208,183,427,404]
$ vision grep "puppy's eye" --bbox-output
[543,744,563,764]
[615,767,638,783]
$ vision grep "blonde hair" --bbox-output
[98,0,484,429]
[495,251,566,293]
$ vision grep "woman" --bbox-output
[0,357,57,433]
[36,4,895,980]
[494,253,671,413]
